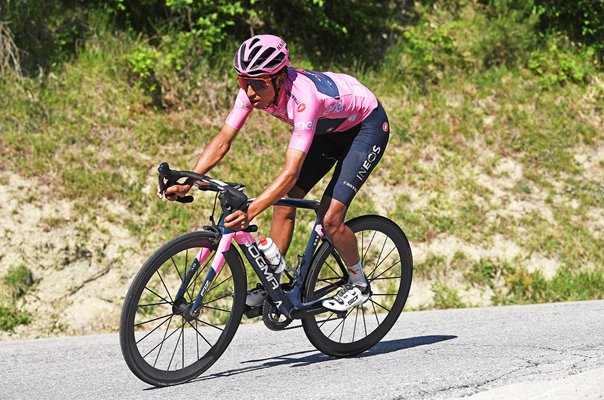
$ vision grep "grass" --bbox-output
[4,264,35,299]
[0,264,35,331]
[0,0,602,325]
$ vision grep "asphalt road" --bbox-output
[1,301,603,400]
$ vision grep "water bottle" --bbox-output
[257,236,286,273]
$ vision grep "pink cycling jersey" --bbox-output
[225,67,378,153]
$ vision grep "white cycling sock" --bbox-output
[347,261,367,288]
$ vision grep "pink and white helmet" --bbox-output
[233,34,290,77]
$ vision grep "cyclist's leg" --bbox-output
[319,197,358,266]
[270,135,337,256]
[321,101,390,254]
[320,102,390,310]
[270,185,305,254]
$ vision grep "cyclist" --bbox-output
[159,34,390,312]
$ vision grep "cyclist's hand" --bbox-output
[158,183,192,201]
[224,210,250,231]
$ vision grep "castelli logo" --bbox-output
[298,103,306,112]
[382,121,389,132]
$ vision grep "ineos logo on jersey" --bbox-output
[356,145,382,181]
[294,121,313,130]
[324,101,344,115]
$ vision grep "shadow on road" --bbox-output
[184,335,457,384]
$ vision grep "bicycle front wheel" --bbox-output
[302,215,413,357]
[119,231,247,386]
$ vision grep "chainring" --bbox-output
[262,298,292,331]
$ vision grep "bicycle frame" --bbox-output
[176,198,346,321]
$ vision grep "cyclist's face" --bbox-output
[237,74,281,108]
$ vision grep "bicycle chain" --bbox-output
[262,298,293,331]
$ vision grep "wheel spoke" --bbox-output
[138,300,171,308]
[370,275,402,281]
[339,314,346,343]
[171,256,184,283]
[142,319,185,359]
[324,260,344,280]
[194,317,224,332]
[353,306,359,342]
[202,292,232,306]
[371,299,380,325]
[368,246,397,280]
[207,275,233,295]
[144,286,172,306]
[135,312,174,328]
[135,314,172,344]
[181,319,185,368]
[186,320,213,347]
[168,322,184,370]
[195,318,200,361]
[202,305,231,314]
[317,276,341,283]
[369,260,401,282]
[156,269,174,304]
[326,309,353,339]
[369,236,389,279]
[370,298,391,313]
[317,312,336,328]
[361,231,377,264]
[361,303,368,337]
[153,315,173,367]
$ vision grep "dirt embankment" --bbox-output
[1,145,603,340]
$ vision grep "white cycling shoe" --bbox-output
[322,283,370,312]
[246,284,267,307]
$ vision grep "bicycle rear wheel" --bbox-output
[302,215,412,357]
[120,231,246,386]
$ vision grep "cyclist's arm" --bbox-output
[162,123,239,199]
[191,123,239,175]
[246,148,306,220]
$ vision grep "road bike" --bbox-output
[119,162,413,386]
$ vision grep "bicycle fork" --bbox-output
[171,233,233,320]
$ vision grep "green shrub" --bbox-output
[0,305,31,331]
[432,282,466,309]
[534,0,604,61]
[528,39,597,85]
[4,264,35,299]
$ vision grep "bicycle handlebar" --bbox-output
[157,162,249,212]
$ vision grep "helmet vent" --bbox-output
[251,47,276,70]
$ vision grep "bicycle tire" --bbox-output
[301,215,413,357]
[119,231,247,386]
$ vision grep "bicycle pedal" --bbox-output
[244,306,263,319]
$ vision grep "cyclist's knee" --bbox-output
[288,185,306,199]
[321,209,346,237]
[273,205,296,221]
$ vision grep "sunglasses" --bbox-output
[237,76,274,92]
